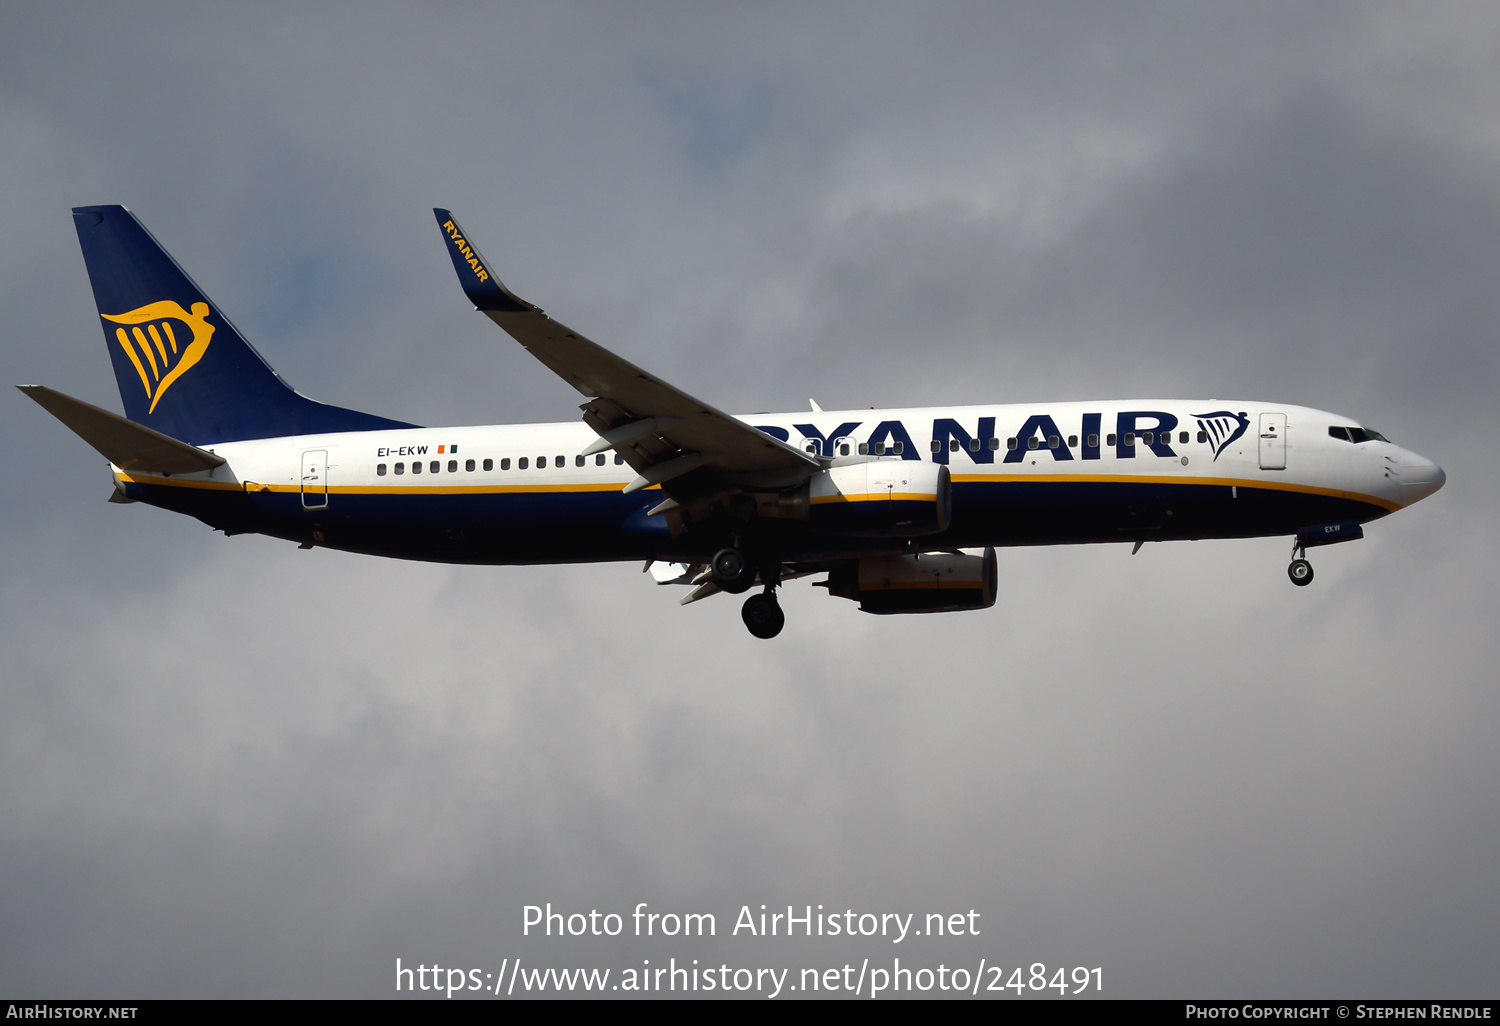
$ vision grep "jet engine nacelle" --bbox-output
[823,547,997,614]
[805,459,951,537]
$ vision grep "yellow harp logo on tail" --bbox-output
[102,301,215,413]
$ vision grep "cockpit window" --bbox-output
[1330,425,1390,444]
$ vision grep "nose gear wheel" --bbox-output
[1287,539,1313,586]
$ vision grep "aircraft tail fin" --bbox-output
[72,205,415,444]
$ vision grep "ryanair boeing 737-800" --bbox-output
[21,205,1446,638]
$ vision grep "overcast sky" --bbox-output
[2,2,1496,999]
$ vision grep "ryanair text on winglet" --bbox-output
[442,220,490,283]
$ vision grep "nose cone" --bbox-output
[1398,454,1446,505]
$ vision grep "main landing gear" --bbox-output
[1287,539,1314,587]
[714,545,785,638]
[711,546,757,594]
[741,590,785,640]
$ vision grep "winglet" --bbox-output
[432,208,536,313]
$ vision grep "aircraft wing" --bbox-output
[433,209,817,499]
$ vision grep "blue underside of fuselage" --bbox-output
[125,479,1388,565]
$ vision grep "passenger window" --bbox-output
[859,442,869,455]
[430,461,440,473]
[556,455,564,466]
[1068,435,1077,447]
[968,438,980,451]
[448,460,458,473]
[412,461,422,474]
[1179,431,1189,444]
[1141,432,1154,445]
[1007,438,1018,450]
[949,439,959,452]
[376,463,387,476]
[575,455,584,467]
[595,454,605,466]
[466,459,475,472]
[988,437,1000,451]
[614,454,624,465]
[893,441,904,454]
[872,442,884,455]
[394,462,405,475]
[805,441,818,454]
[519,457,528,470]
[1048,435,1059,449]
[1198,431,1208,443]
[930,439,942,453]
[1088,434,1099,447]
[840,443,850,456]
[1107,433,1117,446]
[1124,432,1135,446]
[1027,436,1039,450]
[537,456,547,469]
[486,459,496,471]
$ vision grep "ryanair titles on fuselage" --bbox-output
[752,408,1247,463]
[365,408,1249,463]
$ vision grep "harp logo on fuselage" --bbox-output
[1193,411,1251,462]
[102,300,216,414]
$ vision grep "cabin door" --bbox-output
[1258,414,1286,470]
[301,449,329,509]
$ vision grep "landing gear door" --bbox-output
[301,449,329,509]
[1258,414,1286,470]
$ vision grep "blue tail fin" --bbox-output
[73,205,416,444]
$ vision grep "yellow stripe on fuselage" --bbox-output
[949,472,1402,512]
[811,491,937,505]
[113,470,1400,512]
[114,472,642,496]
[328,482,636,495]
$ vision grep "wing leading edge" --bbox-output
[432,209,817,513]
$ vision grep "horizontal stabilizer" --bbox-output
[18,385,226,473]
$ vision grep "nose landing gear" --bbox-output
[1287,539,1314,587]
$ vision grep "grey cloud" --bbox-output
[1,1,1495,998]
